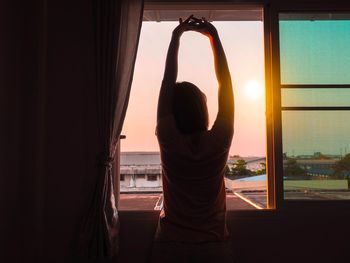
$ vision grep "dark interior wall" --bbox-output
[118,210,350,263]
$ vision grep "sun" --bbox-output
[244,80,264,100]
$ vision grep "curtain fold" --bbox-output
[79,0,144,261]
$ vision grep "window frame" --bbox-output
[118,1,274,210]
[119,0,350,211]
[269,1,350,209]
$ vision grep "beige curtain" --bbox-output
[78,0,144,261]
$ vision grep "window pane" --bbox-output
[120,20,267,210]
[282,111,350,200]
[282,88,350,107]
[279,13,350,84]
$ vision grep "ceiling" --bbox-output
[143,4,263,21]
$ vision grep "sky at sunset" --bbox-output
[121,21,266,156]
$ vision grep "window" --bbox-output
[279,13,350,200]
[120,4,268,210]
[279,13,350,85]
[147,175,158,181]
[120,174,125,181]
[137,174,146,179]
[282,88,350,107]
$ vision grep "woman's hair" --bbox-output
[173,81,209,134]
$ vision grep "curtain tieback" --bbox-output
[98,155,114,169]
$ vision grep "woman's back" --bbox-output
[156,115,233,242]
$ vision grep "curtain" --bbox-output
[79,0,144,261]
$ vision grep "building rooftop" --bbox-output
[121,152,161,166]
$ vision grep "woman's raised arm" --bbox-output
[157,16,195,121]
[194,18,234,123]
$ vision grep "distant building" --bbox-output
[120,152,162,192]
[296,159,337,177]
[120,152,267,192]
[282,158,349,177]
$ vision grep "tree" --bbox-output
[333,153,350,178]
[254,162,266,175]
[283,158,307,178]
[283,153,288,160]
[232,159,251,176]
[313,152,330,160]
[224,164,232,177]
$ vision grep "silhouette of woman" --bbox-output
[152,15,235,263]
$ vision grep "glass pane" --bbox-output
[120,20,267,210]
[279,13,350,84]
[282,111,350,200]
[282,88,350,107]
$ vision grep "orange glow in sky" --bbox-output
[121,21,266,156]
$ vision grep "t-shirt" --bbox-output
[155,114,234,243]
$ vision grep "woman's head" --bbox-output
[173,81,209,134]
